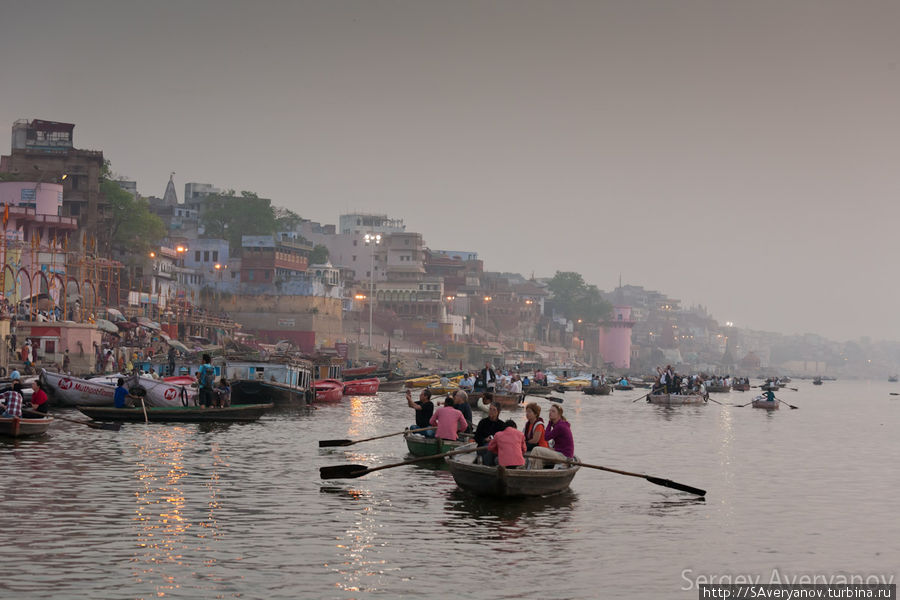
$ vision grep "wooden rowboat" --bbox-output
[475,393,524,411]
[752,399,779,409]
[706,385,731,393]
[614,384,634,391]
[732,383,751,392]
[404,431,472,456]
[522,384,553,395]
[647,393,706,406]
[445,444,579,497]
[583,385,611,396]
[76,403,272,422]
[0,416,53,437]
[377,380,407,392]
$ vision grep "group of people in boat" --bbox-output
[407,387,574,469]
[0,371,49,419]
[650,365,708,397]
[454,363,527,394]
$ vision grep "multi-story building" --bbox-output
[0,119,105,241]
[240,234,311,284]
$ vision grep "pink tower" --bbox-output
[598,305,634,369]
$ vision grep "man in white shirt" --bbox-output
[508,375,523,394]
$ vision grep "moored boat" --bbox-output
[342,365,378,379]
[77,403,272,422]
[404,431,472,456]
[0,416,53,437]
[377,379,407,392]
[227,360,314,405]
[314,379,344,402]
[889,375,898,383]
[647,393,706,406]
[42,371,116,406]
[812,377,823,386]
[706,385,731,393]
[522,384,552,395]
[445,444,580,497]
[343,377,380,396]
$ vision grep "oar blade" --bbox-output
[320,464,370,479]
[645,475,706,497]
[318,439,353,447]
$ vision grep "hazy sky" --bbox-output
[2,1,899,341]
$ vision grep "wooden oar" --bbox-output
[320,445,486,479]
[775,397,799,409]
[319,426,436,448]
[545,396,565,403]
[526,453,706,497]
[140,397,149,423]
[705,395,728,407]
[22,408,121,431]
[631,392,650,403]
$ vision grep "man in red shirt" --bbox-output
[488,419,527,468]
[29,380,49,414]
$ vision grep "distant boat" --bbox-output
[889,375,898,383]
[813,377,823,386]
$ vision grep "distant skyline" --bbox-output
[2,1,899,341]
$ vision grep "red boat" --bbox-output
[342,377,380,396]
[343,365,377,378]
[313,379,344,402]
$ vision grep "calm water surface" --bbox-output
[2,380,897,599]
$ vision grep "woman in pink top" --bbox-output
[487,419,527,468]
[429,398,468,441]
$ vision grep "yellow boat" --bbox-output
[426,384,460,395]
[405,375,440,388]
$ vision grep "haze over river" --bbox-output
[1,381,897,599]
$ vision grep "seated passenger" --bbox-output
[544,404,574,458]
[488,419,526,468]
[406,388,435,438]
[474,402,507,466]
[429,397,468,441]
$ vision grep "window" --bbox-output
[195,251,201,262]
[204,251,209,262]
[212,251,218,262]
[248,270,254,281]
[352,255,357,262]
[265,271,271,280]
[353,240,357,246]
[69,203,80,216]
[45,340,56,354]
[405,239,409,245]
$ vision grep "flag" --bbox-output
[2,203,7,227]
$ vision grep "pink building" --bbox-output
[598,305,635,369]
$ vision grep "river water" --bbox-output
[1,380,897,599]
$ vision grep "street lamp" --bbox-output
[363,233,381,348]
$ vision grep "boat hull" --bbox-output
[706,385,731,393]
[0,416,53,437]
[732,384,751,392]
[648,393,706,406]
[42,371,116,406]
[77,403,272,422]
[343,378,380,395]
[404,432,472,456]
[752,400,779,409]
[446,450,579,497]
[313,379,343,402]
[231,379,311,404]
[378,380,407,392]
[614,384,634,391]
[583,385,611,396]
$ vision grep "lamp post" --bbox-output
[483,295,492,341]
[363,233,381,348]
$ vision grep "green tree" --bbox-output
[201,191,277,250]
[547,271,613,324]
[274,206,304,232]
[101,178,166,254]
[309,244,329,264]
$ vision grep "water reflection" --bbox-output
[441,487,578,534]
